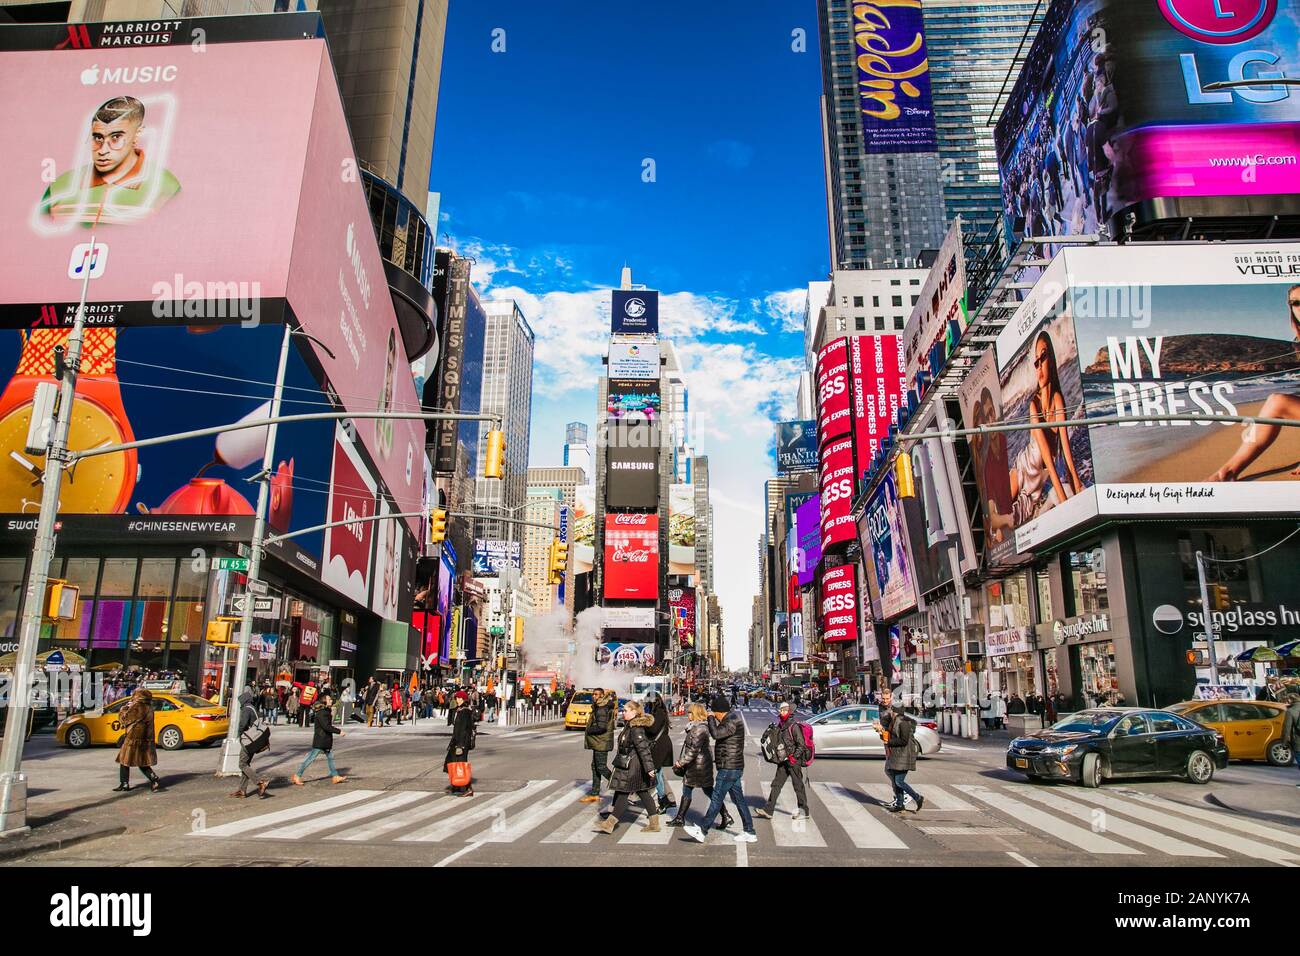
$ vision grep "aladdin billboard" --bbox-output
[0,22,423,542]
[851,1,938,154]
[603,513,659,600]
[996,0,1300,244]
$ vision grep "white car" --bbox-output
[805,705,942,757]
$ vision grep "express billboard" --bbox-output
[608,341,660,379]
[607,435,659,509]
[820,563,859,643]
[819,434,857,553]
[816,337,852,448]
[850,333,906,476]
[996,0,1300,244]
[611,290,659,335]
[0,32,423,532]
[851,1,938,154]
[776,420,818,473]
[603,513,659,600]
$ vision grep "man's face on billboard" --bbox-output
[90,115,140,177]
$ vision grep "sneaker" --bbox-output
[886,803,904,813]
[734,831,758,843]
[752,807,772,819]
[683,823,707,843]
[578,794,601,804]
[792,809,809,820]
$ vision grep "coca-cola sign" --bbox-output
[604,513,659,600]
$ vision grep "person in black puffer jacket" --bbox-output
[684,695,756,843]
[668,702,734,829]
[647,693,677,814]
[594,699,660,836]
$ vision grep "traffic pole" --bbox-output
[0,222,101,836]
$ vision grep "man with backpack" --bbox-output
[231,686,270,799]
[878,700,923,813]
[754,701,811,821]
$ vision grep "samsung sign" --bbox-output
[612,289,659,335]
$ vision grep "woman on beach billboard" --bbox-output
[1063,243,1300,516]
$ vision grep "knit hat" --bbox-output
[454,690,468,702]
[710,694,730,713]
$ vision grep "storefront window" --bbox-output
[1035,568,1053,624]
[986,575,1031,629]
[1076,640,1118,709]
[131,558,176,651]
[91,558,137,658]
[170,560,208,652]
[1066,547,1109,617]
[52,557,98,644]
[0,557,25,643]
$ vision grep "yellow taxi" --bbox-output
[564,689,604,731]
[1166,699,1293,766]
[56,692,230,751]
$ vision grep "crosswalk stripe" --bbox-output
[1119,791,1300,851]
[1059,789,1299,864]
[330,792,462,842]
[255,790,428,841]
[1008,786,1222,858]
[468,781,588,843]
[954,785,1139,855]
[191,790,381,838]
[396,780,555,843]
[810,782,907,849]
[912,784,977,810]
[857,783,902,808]
[769,776,825,847]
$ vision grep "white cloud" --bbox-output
[760,288,808,334]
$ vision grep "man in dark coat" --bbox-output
[444,691,476,796]
[684,695,756,843]
[580,688,616,802]
[883,702,922,813]
[646,693,677,813]
[754,701,810,821]
[362,677,380,726]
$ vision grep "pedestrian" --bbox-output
[291,692,347,785]
[443,691,476,796]
[594,699,659,835]
[1282,693,1300,787]
[754,701,811,821]
[683,695,757,843]
[390,683,404,726]
[410,683,422,726]
[232,686,270,799]
[377,684,392,726]
[580,688,616,803]
[879,701,923,813]
[285,686,300,727]
[363,677,379,726]
[647,692,677,815]
[340,683,355,725]
[113,688,164,793]
[261,684,279,726]
[668,702,734,830]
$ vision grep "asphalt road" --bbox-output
[7,706,1300,867]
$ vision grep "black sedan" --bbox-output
[1006,708,1229,788]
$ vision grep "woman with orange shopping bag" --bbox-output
[443,690,477,797]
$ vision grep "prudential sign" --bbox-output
[612,289,659,335]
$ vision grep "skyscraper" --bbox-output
[475,300,535,542]
[563,421,591,477]
[816,0,947,270]
[924,0,1044,244]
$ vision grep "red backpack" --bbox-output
[796,720,815,766]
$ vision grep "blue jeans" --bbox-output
[297,748,338,777]
[699,768,753,834]
[887,768,920,807]
[654,769,667,800]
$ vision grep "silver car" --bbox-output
[806,705,942,757]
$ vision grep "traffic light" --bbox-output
[894,452,916,499]
[548,539,568,584]
[205,618,234,645]
[484,429,506,479]
[1211,584,1230,610]
[429,507,448,544]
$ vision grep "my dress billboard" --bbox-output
[0,38,422,531]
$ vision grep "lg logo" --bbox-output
[1159,0,1278,45]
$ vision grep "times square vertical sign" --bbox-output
[853,1,938,154]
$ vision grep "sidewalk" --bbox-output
[0,814,125,862]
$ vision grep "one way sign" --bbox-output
[232,595,280,617]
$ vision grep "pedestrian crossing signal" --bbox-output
[429,508,448,544]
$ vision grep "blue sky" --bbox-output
[429,1,829,666]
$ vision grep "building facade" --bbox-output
[475,300,535,543]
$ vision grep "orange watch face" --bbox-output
[0,396,134,514]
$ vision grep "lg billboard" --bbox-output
[997,0,1300,243]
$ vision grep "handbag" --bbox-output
[612,751,632,771]
[448,761,472,788]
